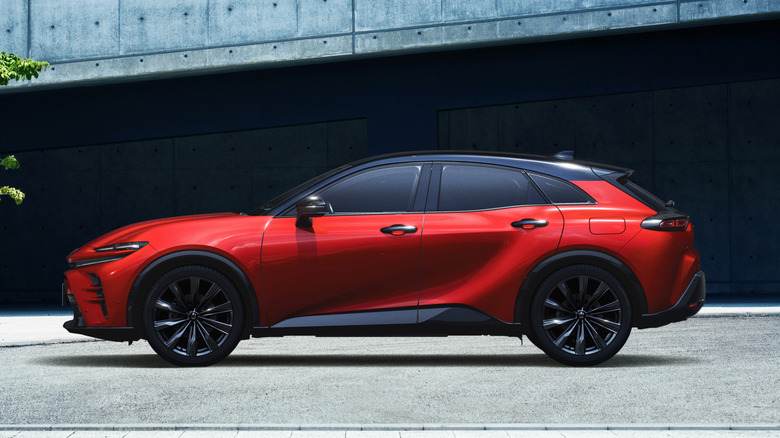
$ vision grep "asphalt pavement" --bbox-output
[1,297,779,437]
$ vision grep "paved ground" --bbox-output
[1,316,779,426]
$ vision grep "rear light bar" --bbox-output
[642,214,690,231]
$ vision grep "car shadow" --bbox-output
[32,353,702,368]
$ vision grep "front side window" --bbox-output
[315,165,422,214]
[438,164,546,212]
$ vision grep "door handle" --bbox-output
[511,219,549,229]
[381,224,418,235]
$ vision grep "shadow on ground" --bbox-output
[32,353,702,368]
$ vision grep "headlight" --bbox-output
[69,241,149,268]
[94,242,148,252]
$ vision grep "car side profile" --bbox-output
[63,151,705,366]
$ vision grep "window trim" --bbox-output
[427,162,553,213]
[278,162,431,217]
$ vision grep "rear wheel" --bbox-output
[142,265,244,366]
[529,265,632,366]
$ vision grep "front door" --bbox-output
[261,163,429,327]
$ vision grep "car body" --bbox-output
[63,151,705,366]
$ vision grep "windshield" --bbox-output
[248,164,352,216]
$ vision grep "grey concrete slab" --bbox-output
[326,119,368,168]
[174,168,252,215]
[729,161,780,284]
[101,139,174,171]
[652,85,728,163]
[498,0,662,17]
[174,132,254,170]
[120,0,208,54]
[99,169,175,231]
[355,0,441,32]
[496,100,577,156]
[728,78,780,162]
[298,0,353,36]
[442,0,499,21]
[680,0,780,21]
[0,0,28,57]
[29,0,120,62]
[208,0,298,46]
[653,161,729,282]
[251,123,329,168]
[442,107,499,151]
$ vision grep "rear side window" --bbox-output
[528,172,594,204]
[438,164,546,211]
[316,164,422,214]
[616,176,668,212]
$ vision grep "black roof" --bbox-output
[345,150,629,181]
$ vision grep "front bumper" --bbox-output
[637,270,706,329]
[63,282,141,342]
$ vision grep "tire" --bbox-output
[142,265,245,366]
[529,265,632,366]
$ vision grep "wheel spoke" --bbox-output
[200,301,232,317]
[196,321,219,352]
[575,321,586,355]
[543,316,576,330]
[577,275,587,307]
[154,317,188,331]
[587,315,621,334]
[155,299,185,315]
[197,283,222,310]
[552,320,578,348]
[584,319,607,350]
[200,316,232,335]
[168,282,189,311]
[186,322,198,356]
[189,277,201,302]
[544,298,574,314]
[557,281,577,309]
[164,321,190,348]
[589,299,621,315]
[585,282,610,309]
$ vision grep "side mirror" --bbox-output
[296,196,328,228]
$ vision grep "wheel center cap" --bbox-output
[188,311,198,321]
[576,309,586,319]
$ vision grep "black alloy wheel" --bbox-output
[142,265,244,366]
[529,265,632,366]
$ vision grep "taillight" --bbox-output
[642,214,690,231]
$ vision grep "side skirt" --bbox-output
[250,306,523,338]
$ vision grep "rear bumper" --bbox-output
[637,271,706,329]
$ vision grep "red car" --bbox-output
[63,151,705,366]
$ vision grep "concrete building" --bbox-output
[1,0,779,304]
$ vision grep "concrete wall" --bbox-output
[439,78,780,294]
[1,0,779,91]
[0,119,367,303]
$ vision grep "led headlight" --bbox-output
[69,242,149,268]
[94,242,148,252]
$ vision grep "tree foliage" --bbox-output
[0,52,48,86]
[1,52,46,205]
[1,155,24,204]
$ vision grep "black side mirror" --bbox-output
[296,196,328,227]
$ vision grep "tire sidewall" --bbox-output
[142,265,245,367]
[529,264,632,366]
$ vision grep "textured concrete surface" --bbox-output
[1,0,779,90]
[0,317,778,424]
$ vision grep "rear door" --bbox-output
[419,163,564,323]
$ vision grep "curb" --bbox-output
[1,423,779,431]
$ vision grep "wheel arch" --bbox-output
[514,249,648,328]
[127,250,261,337]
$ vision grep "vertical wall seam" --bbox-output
[26,0,31,58]
[351,0,356,54]
[117,0,122,55]
[650,90,656,194]
[726,84,733,287]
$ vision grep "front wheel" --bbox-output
[529,265,632,366]
[142,265,245,366]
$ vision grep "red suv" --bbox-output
[63,151,705,366]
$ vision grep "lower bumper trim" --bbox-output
[637,270,706,329]
[63,319,141,342]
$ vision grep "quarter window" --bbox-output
[528,172,593,204]
[438,164,546,211]
[316,165,422,214]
